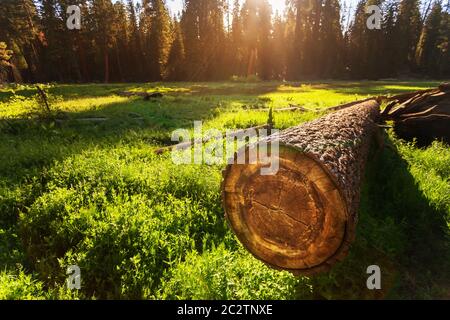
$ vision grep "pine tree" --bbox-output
[381,0,399,77]
[182,0,226,80]
[439,1,450,76]
[181,0,203,80]
[39,0,65,81]
[415,1,446,76]
[146,0,171,80]
[112,1,130,81]
[204,0,227,79]
[231,0,244,76]
[347,0,369,78]
[241,0,272,79]
[241,0,259,77]
[89,0,116,83]
[290,0,323,78]
[285,0,299,80]
[257,0,273,80]
[272,13,287,79]
[365,0,385,79]
[140,0,153,69]
[0,0,41,81]
[127,0,145,80]
[167,18,186,80]
[320,0,344,77]
[397,0,422,72]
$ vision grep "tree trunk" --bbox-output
[10,63,23,83]
[247,48,257,77]
[221,100,380,275]
[104,47,109,83]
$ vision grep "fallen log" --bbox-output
[249,106,317,113]
[381,83,450,145]
[326,97,383,112]
[383,83,449,104]
[246,99,377,114]
[116,91,164,100]
[280,105,316,112]
[221,99,380,275]
[392,114,450,145]
[155,124,270,155]
[55,117,108,123]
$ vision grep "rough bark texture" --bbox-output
[222,100,380,275]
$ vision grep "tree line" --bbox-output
[0,0,449,83]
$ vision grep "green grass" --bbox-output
[0,80,448,299]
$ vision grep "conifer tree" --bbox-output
[148,0,172,80]
[167,19,186,80]
[397,0,422,71]
[415,1,446,76]
[89,0,116,82]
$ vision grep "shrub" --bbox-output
[18,147,228,298]
[0,269,46,300]
[157,245,312,300]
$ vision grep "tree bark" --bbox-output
[104,47,109,83]
[221,100,380,275]
[382,83,450,145]
[115,40,124,82]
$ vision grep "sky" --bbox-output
[114,1,362,18]
[163,0,361,30]
[165,0,362,16]
[166,0,285,15]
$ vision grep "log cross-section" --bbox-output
[221,100,380,275]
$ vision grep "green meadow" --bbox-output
[0,81,449,299]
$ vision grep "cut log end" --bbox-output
[222,146,349,274]
[222,100,380,275]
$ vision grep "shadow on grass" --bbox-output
[0,91,260,186]
[0,84,130,101]
[308,135,450,299]
[0,82,283,102]
[0,83,194,102]
[321,81,442,97]
[1,80,444,102]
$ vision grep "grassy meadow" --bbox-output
[0,80,449,299]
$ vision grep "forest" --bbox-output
[0,0,449,83]
[0,0,449,302]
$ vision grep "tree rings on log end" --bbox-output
[222,145,349,275]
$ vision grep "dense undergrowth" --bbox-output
[0,81,448,299]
